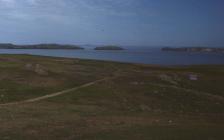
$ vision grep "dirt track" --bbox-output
[1,73,223,107]
[0,77,111,107]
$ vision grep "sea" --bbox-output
[0,47,223,65]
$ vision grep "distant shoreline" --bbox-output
[162,47,224,53]
[0,43,84,50]
[94,46,125,50]
[0,43,127,50]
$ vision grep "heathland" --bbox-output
[0,54,223,140]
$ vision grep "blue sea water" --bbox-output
[0,47,223,65]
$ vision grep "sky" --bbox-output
[0,0,223,47]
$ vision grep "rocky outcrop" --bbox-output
[25,63,48,75]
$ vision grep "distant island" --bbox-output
[0,43,84,49]
[162,47,224,53]
[94,46,124,50]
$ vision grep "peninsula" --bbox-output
[0,43,84,49]
[94,45,124,50]
[162,47,224,53]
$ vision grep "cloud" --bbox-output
[78,0,138,16]
[0,0,141,25]
[26,0,38,5]
[0,0,15,7]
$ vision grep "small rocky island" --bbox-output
[94,46,124,50]
[162,47,224,53]
[0,43,84,49]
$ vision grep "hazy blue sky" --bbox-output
[0,0,223,46]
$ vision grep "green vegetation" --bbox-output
[0,54,223,140]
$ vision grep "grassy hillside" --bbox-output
[0,54,223,140]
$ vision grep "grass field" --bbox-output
[0,54,223,140]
